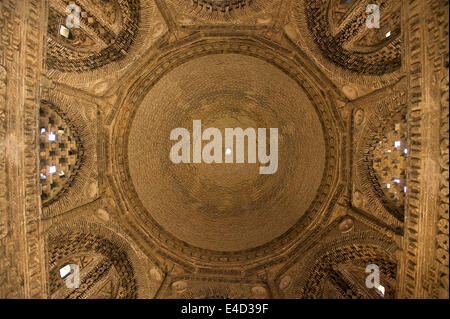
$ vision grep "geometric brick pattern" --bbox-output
[304,0,402,75]
[191,0,253,12]
[303,244,397,299]
[372,117,407,211]
[1,0,448,300]
[39,102,83,206]
[46,0,139,72]
[48,232,137,299]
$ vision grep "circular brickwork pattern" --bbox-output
[127,54,326,251]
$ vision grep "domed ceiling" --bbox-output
[127,54,326,251]
[109,37,342,269]
[1,0,443,300]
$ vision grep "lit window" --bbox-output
[49,165,57,174]
[48,132,56,142]
[59,264,72,279]
[385,31,391,38]
[40,173,46,180]
[394,141,401,148]
[387,150,391,153]
[40,127,46,134]
[404,149,408,154]
[394,178,401,184]
[375,284,385,297]
[404,186,407,193]
[59,171,66,177]
[59,25,71,39]
[386,184,391,189]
